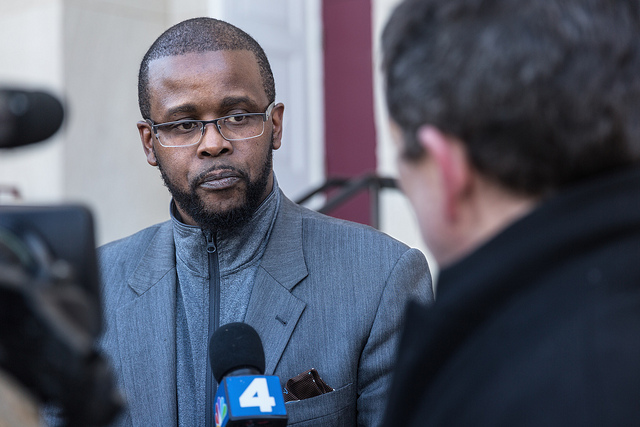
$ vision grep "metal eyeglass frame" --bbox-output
[147,101,276,147]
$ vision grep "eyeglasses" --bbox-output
[147,102,276,147]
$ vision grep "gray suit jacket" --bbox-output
[97,193,432,426]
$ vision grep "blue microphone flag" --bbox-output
[215,375,287,427]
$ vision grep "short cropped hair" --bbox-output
[383,0,640,196]
[138,17,276,120]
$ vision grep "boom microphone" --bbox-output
[209,323,287,426]
[0,89,65,148]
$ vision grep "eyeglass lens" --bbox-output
[156,114,266,147]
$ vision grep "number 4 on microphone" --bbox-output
[215,375,288,426]
[239,378,277,412]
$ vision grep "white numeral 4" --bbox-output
[238,378,276,412]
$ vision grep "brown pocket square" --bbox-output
[283,368,334,402]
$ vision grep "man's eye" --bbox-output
[171,121,199,132]
[226,115,248,124]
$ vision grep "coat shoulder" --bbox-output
[99,221,171,264]
[294,202,414,255]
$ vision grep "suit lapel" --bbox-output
[116,223,178,425]
[245,195,308,374]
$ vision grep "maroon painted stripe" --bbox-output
[322,0,376,225]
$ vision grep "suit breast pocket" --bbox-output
[284,382,356,426]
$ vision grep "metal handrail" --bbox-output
[295,173,399,229]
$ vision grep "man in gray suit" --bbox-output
[97,17,432,427]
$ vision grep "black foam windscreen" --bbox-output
[0,89,65,148]
[209,322,266,383]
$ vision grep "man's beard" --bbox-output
[155,142,273,232]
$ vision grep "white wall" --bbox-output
[372,0,437,276]
[0,1,64,204]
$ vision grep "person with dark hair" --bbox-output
[381,0,640,425]
[94,17,432,427]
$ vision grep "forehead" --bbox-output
[147,50,267,116]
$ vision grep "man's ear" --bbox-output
[270,103,284,150]
[417,125,471,221]
[137,121,158,166]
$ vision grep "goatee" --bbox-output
[155,143,273,233]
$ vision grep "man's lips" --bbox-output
[199,170,243,190]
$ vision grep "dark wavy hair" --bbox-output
[138,17,275,120]
[383,0,640,196]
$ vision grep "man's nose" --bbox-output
[197,122,233,157]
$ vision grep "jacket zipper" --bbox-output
[204,231,220,427]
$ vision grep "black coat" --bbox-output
[383,167,640,426]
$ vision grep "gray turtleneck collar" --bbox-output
[171,178,281,281]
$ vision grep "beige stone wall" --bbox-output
[62,1,171,245]
[0,1,64,204]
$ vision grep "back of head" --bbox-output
[138,17,275,120]
[383,0,640,196]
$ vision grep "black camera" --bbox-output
[0,89,123,426]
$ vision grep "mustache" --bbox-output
[190,165,249,190]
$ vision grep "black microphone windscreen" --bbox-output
[0,89,65,148]
[209,322,266,383]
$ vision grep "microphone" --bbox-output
[210,323,288,427]
[0,88,65,148]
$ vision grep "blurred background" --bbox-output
[0,0,435,274]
